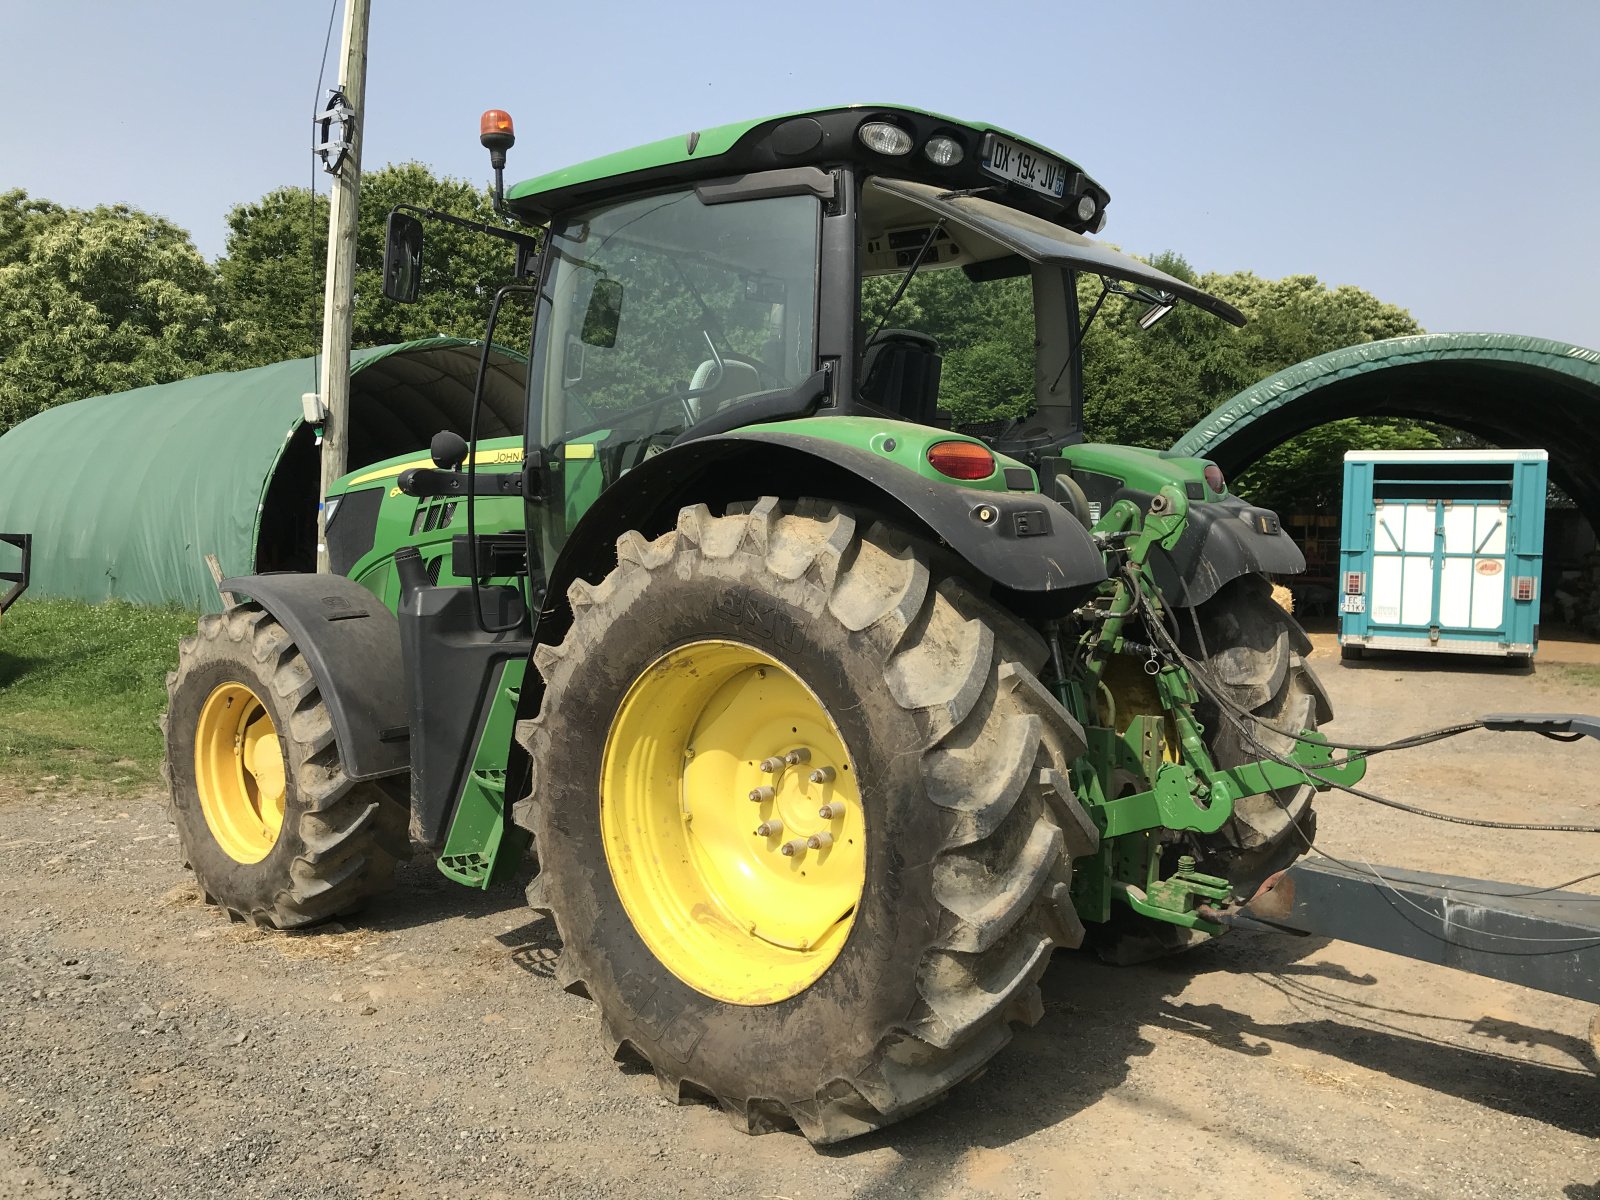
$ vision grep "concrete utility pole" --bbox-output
[315,0,371,573]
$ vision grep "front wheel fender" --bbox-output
[219,573,408,781]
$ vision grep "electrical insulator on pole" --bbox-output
[314,0,370,573]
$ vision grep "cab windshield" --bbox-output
[535,189,821,459]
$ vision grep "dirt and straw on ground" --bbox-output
[1,598,1597,1198]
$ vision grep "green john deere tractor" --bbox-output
[163,105,1363,1142]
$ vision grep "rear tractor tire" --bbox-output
[1181,574,1333,896]
[163,605,407,929]
[515,497,1098,1142]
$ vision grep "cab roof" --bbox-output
[505,104,1111,233]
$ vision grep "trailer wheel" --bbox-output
[1181,574,1332,896]
[163,606,407,928]
[515,498,1096,1142]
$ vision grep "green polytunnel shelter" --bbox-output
[1170,332,1600,530]
[0,338,527,610]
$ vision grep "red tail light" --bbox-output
[1203,463,1226,494]
[927,440,995,481]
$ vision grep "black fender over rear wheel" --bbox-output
[162,606,407,928]
[515,497,1097,1142]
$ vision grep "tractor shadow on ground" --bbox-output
[352,854,1598,1180]
[1150,991,1596,1137]
[816,933,1331,1181]
[824,928,1598,1197]
[497,914,562,979]
[358,854,536,936]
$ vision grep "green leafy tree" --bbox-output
[0,189,66,267]
[0,197,216,431]
[215,162,520,370]
[1232,418,1443,512]
[213,185,329,367]
[1209,271,1420,377]
[1202,271,1426,510]
[1078,254,1252,447]
[863,252,1428,510]
[862,268,1036,423]
[0,167,1433,478]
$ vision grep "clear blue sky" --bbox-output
[2,0,1596,346]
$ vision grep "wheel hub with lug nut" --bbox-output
[600,640,865,1005]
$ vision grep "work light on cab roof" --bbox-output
[500,104,1113,235]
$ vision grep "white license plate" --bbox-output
[981,134,1069,198]
[1342,595,1366,614]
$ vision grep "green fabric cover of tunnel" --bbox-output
[0,338,525,610]
[1169,332,1600,459]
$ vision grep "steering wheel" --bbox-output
[559,332,770,450]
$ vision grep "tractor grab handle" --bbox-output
[1480,712,1600,741]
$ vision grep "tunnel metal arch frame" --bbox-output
[1169,332,1600,530]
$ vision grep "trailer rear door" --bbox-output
[1369,500,1435,628]
[1437,502,1507,632]
[1369,499,1511,637]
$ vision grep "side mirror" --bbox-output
[430,429,469,470]
[580,278,624,348]
[383,212,425,304]
[1136,288,1177,331]
[745,275,787,304]
[1137,299,1175,331]
[515,241,540,281]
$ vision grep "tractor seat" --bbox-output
[860,329,942,424]
[686,358,763,422]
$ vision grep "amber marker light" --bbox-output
[480,110,517,213]
[480,109,516,152]
[926,440,996,481]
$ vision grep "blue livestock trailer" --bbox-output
[1338,449,1547,661]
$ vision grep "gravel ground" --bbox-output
[1,634,1597,1199]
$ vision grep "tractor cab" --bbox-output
[475,105,1245,566]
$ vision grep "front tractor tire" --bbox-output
[516,498,1098,1143]
[163,606,406,928]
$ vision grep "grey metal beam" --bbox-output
[1227,859,1600,1005]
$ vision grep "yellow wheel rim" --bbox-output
[194,682,287,864]
[600,640,865,1006]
